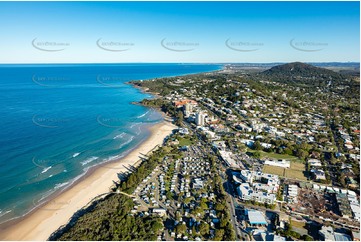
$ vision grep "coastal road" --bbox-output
[221,171,244,241]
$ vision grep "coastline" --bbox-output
[127,67,223,97]
[0,120,177,241]
[0,66,218,240]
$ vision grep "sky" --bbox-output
[0,1,359,63]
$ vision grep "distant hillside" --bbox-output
[260,62,346,85]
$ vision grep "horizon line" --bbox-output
[0,61,359,65]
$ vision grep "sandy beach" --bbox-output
[0,121,176,241]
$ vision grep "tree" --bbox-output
[192,225,198,236]
[192,207,204,216]
[253,141,262,150]
[166,191,173,200]
[121,182,127,190]
[176,211,182,221]
[151,220,163,232]
[176,111,184,126]
[198,222,209,236]
[295,149,308,160]
[215,203,225,211]
[200,201,208,210]
[220,216,228,227]
[184,197,192,204]
[54,194,165,241]
[214,229,225,241]
[175,223,187,234]
[253,151,261,159]
[302,234,314,241]
[300,143,311,151]
[290,231,301,239]
[283,148,293,155]
[224,222,236,241]
[285,219,292,236]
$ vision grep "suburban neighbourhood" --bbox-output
[126,62,360,241]
[51,63,360,241]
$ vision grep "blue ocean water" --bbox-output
[0,63,221,223]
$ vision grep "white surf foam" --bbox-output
[0,210,12,218]
[72,152,80,158]
[80,156,98,166]
[113,132,126,140]
[54,182,70,190]
[41,166,52,174]
[137,110,150,119]
[119,136,134,149]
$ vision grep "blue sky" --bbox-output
[0,1,359,63]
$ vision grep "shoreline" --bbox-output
[0,120,177,241]
[127,67,224,96]
[0,66,218,240]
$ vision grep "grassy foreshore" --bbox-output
[0,121,176,240]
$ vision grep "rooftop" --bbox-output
[246,209,268,225]
[334,232,352,241]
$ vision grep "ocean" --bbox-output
[0,63,221,223]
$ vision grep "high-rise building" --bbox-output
[183,103,193,117]
[196,112,206,126]
[184,103,192,112]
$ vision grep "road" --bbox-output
[225,181,244,240]
[219,169,251,241]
